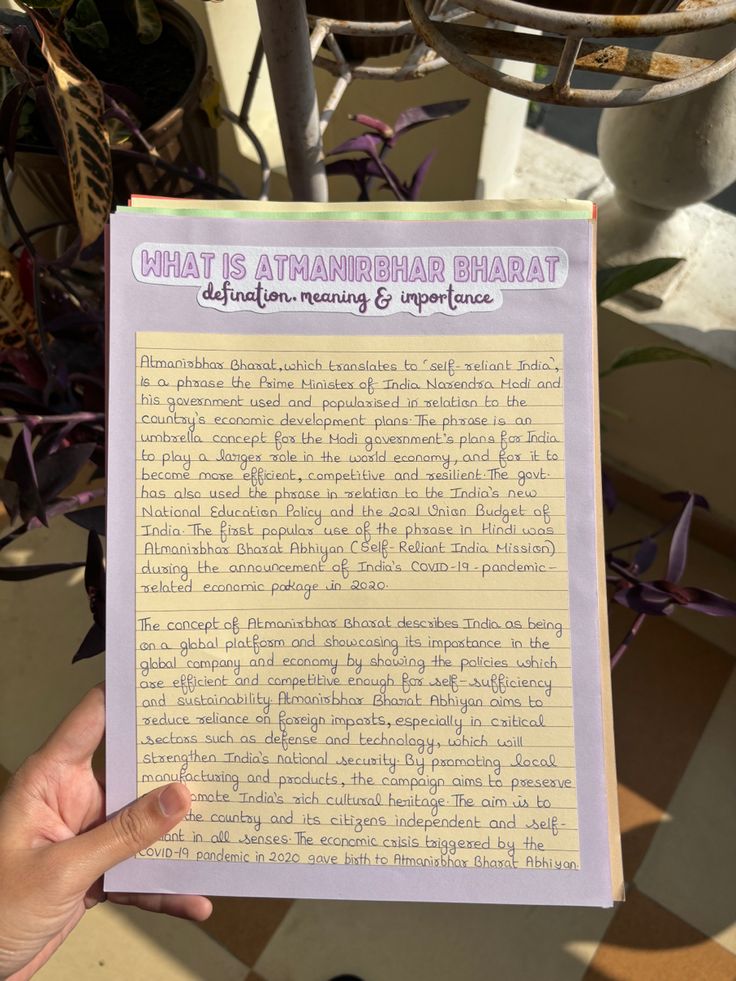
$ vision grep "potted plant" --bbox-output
[0,0,221,247]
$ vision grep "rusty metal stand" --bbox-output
[251,0,736,201]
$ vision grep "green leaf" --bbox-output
[597,257,682,304]
[125,0,162,45]
[600,346,710,378]
[16,94,38,143]
[105,115,133,146]
[600,402,628,421]
[35,16,112,247]
[65,0,109,49]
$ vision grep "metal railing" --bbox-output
[251,0,736,199]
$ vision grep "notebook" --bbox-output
[104,197,623,906]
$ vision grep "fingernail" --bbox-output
[158,783,187,817]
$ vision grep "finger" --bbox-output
[56,782,191,884]
[108,892,212,921]
[84,878,107,909]
[38,684,106,767]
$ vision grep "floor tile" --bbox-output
[616,783,668,884]
[254,899,616,981]
[610,609,733,813]
[0,518,104,772]
[34,902,249,981]
[202,897,294,969]
[635,670,736,954]
[584,887,736,981]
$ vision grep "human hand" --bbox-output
[0,685,211,980]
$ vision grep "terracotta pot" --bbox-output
[305,1,433,60]
[14,0,218,225]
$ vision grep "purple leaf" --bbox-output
[102,81,145,120]
[676,587,736,617]
[73,530,106,663]
[84,529,106,628]
[606,554,640,586]
[0,479,19,520]
[33,420,80,458]
[325,158,371,200]
[72,621,105,662]
[614,582,673,616]
[602,471,617,513]
[35,442,94,502]
[0,349,47,391]
[4,428,46,526]
[29,489,103,526]
[392,99,469,140]
[662,490,709,510]
[364,152,404,201]
[632,537,657,574]
[66,503,106,536]
[327,133,383,157]
[408,151,436,201]
[325,158,363,177]
[0,560,84,581]
[666,493,695,583]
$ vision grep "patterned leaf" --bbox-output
[36,19,112,247]
[0,245,36,348]
[125,0,162,44]
[0,32,27,74]
[19,1,72,10]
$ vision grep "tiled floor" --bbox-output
[1,522,734,980]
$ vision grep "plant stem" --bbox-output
[105,96,158,156]
[9,220,72,253]
[611,612,647,669]
[111,149,241,199]
[0,412,104,426]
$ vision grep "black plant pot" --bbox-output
[305,1,432,60]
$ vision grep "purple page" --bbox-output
[104,208,622,906]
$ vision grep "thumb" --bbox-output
[59,783,191,884]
